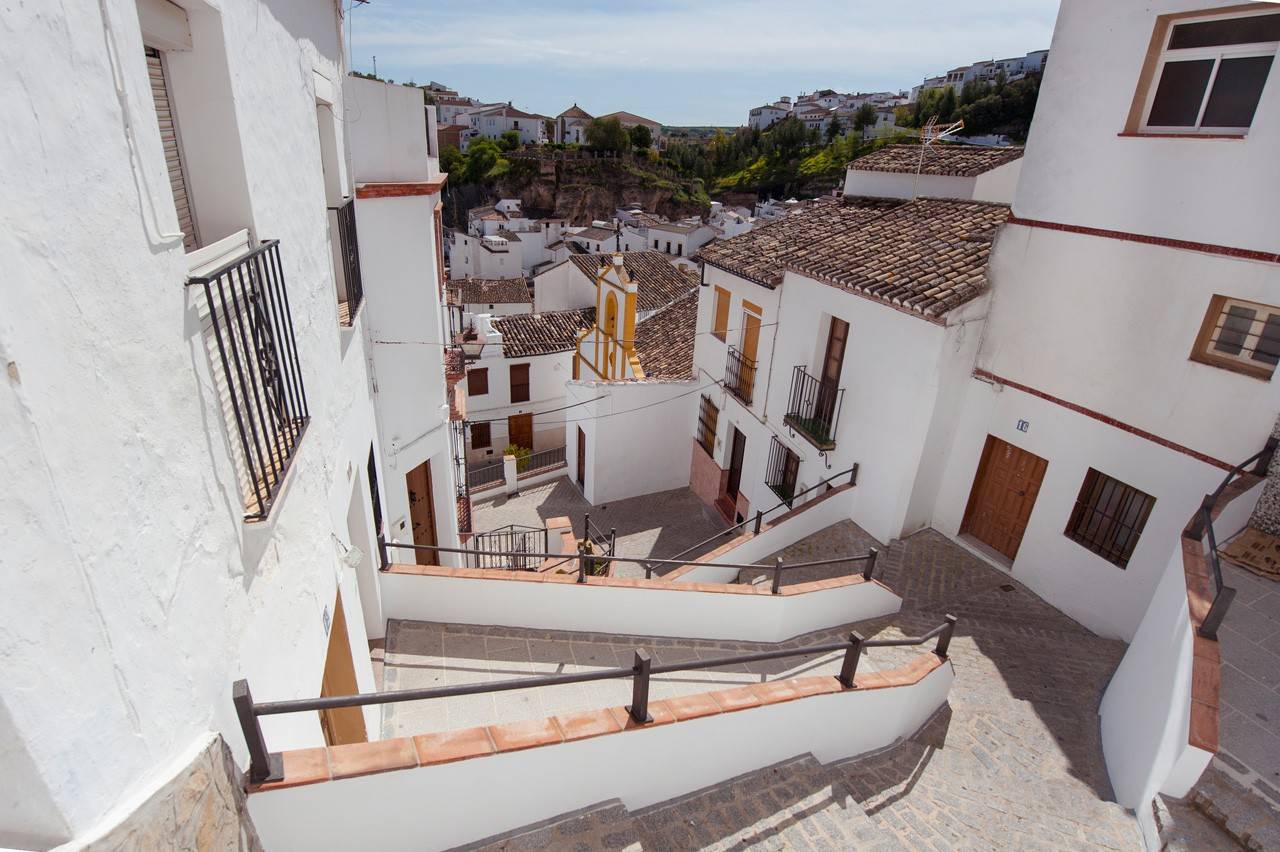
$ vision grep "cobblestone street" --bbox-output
[471,526,1152,850]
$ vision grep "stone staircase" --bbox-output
[467,753,900,850]
[1179,764,1280,850]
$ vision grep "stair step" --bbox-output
[1190,766,1280,851]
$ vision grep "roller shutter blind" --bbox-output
[145,46,198,251]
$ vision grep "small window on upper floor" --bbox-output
[1138,9,1279,135]
[1191,294,1280,380]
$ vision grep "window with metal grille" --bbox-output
[471,422,492,449]
[766,436,800,505]
[509,363,530,403]
[695,395,718,456]
[1064,469,1155,568]
[1192,295,1280,379]
[1139,10,1278,135]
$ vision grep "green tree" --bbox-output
[440,145,464,175]
[853,103,878,135]
[497,129,521,152]
[462,139,502,183]
[586,117,631,153]
[629,123,653,150]
[824,114,843,143]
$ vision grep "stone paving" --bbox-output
[460,526,1151,850]
[470,477,731,577]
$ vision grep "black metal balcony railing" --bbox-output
[766,436,801,506]
[190,241,310,521]
[468,524,549,571]
[784,366,844,450]
[725,346,757,405]
[328,198,364,326]
[467,459,505,490]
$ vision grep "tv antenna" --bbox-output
[913,115,965,200]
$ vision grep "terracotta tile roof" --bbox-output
[448,277,532,305]
[494,308,596,357]
[697,196,1009,318]
[571,226,618,243]
[597,110,662,129]
[849,144,1024,177]
[557,104,592,119]
[496,228,523,242]
[634,292,697,379]
[569,252,696,313]
[647,220,705,235]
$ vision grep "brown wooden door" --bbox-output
[576,427,586,487]
[320,590,367,746]
[740,312,762,362]
[508,413,533,450]
[961,436,1048,561]
[817,318,848,423]
[726,427,746,499]
[406,460,436,567]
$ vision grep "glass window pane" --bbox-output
[1147,59,1215,126]
[1214,304,1256,355]
[1253,313,1280,366]
[1202,55,1274,128]
[1169,13,1280,49]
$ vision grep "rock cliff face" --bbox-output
[444,158,708,227]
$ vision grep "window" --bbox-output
[676,244,683,256]
[1139,10,1278,134]
[712,287,731,341]
[766,437,800,505]
[145,47,198,252]
[1192,295,1280,379]
[467,368,489,395]
[695,395,718,456]
[471,422,492,449]
[665,241,672,253]
[510,363,530,403]
[653,239,659,249]
[1064,469,1155,568]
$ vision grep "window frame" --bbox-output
[466,367,489,396]
[765,436,801,506]
[711,286,731,342]
[1137,8,1279,136]
[1063,468,1156,569]
[509,363,531,403]
[1190,293,1280,380]
[695,395,719,457]
[470,421,492,449]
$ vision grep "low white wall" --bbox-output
[674,487,857,584]
[378,569,901,643]
[249,664,953,852]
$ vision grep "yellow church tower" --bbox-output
[574,253,644,380]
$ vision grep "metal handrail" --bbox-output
[643,463,860,578]
[232,614,958,783]
[1183,436,1276,639]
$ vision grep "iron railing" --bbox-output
[233,613,958,783]
[766,437,801,506]
[468,460,505,490]
[725,346,757,406]
[520,445,567,477]
[641,464,860,579]
[449,420,473,534]
[189,240,309,521]
[784,366,844,450]
[1184,436,1277,639]
[328,198,364,326]
[468,524,549,571]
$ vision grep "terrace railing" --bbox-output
[1184,436,1277,639]
[467,460,505,490]
[784,366,844,450]
[468,524,549,571]
[233,614,957,783]
[189,240,309,521]
[327,198,364,326]
[725,346,757,406]
[519,445,567,477]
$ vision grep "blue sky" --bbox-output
[348,1,1061,127]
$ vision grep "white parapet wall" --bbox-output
[378,566,901,643]
[248,663,953,852]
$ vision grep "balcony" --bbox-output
[783,366,844,451]
[328,198,364,326]
[188,240,309,521]
[724,346,757,406]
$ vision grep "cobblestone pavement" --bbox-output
[463,526,1149,850]
[380,620,898,737]
[470,477,731,577]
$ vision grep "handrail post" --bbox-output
[862,547,879,581]
[609,527,617,557]
[753,510,762,535]
[1256,435,1279,475]
[233,680,282,784]
[935,614,958,658]
[1185,495,1214,539]
[376,534,388,570]
[644,563,653,580]
[577,550,589,583]
[627,649,653,723]
[1198,587,1236,640]
[850,463,859,487]
[838,631,864,688]
[771,557,783,594]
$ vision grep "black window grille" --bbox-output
[766,437,800,506]
[725,346,757,405]
[1064,469,1155,568]
[695,395,718,457]
[191,241,309,521]
[1197,296,1280,377]
[328,198,364,326]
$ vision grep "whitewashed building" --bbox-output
[748,102,791,130]
[842,144,1024,202]
[449,201,571,277]
[0,2,461,847]
[465,103,547,145]
[554,103,593,144]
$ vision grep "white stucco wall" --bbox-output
[1016,0,1280,253]
[565,379,701,505]
[841,159,1020,204]
[249,664,954,852]
[532,261,595,313]
[464,349,572,461]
